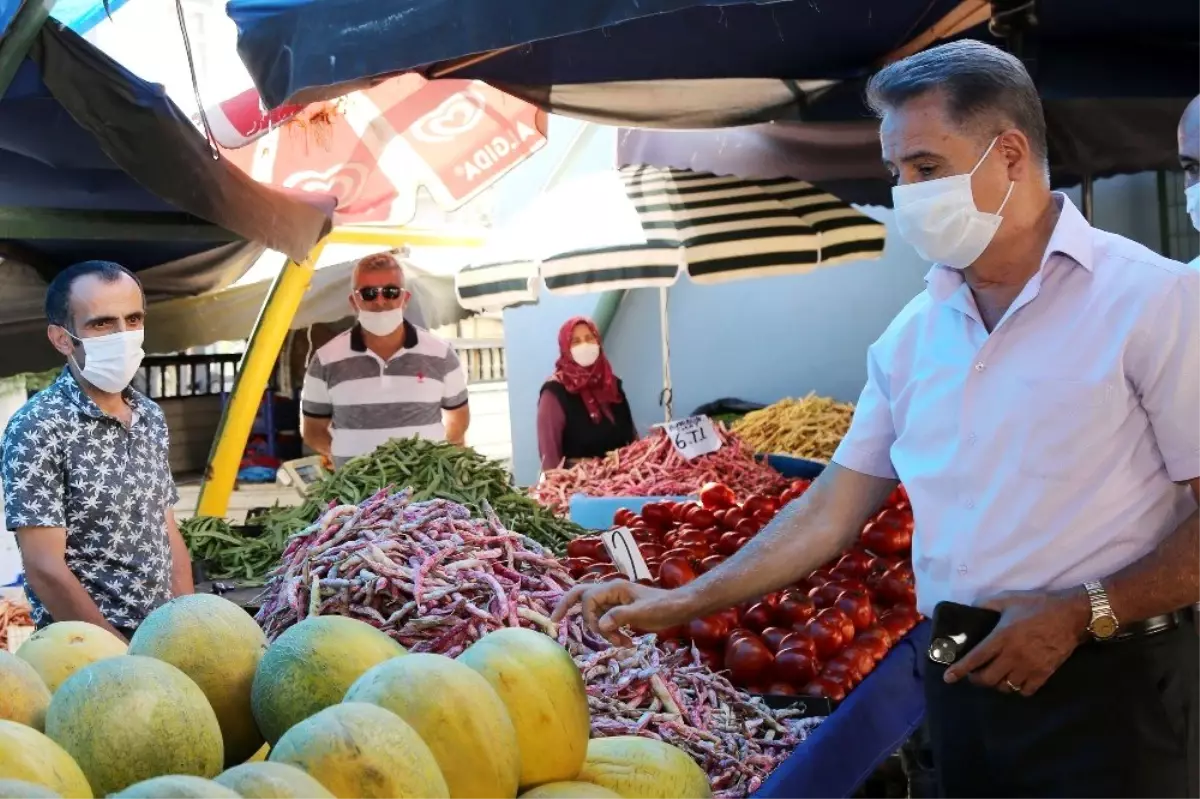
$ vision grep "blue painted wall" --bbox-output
[497,129,1168,486]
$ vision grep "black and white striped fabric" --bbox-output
[454,165,885,310]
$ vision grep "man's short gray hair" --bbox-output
[866,39,1049,172]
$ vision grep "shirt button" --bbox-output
[958,564,969,575]
[967,433,977,444]
[965,499,976,509]
[974,362,986,372]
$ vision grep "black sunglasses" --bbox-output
[355,285,405,302]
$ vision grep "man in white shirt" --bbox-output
[557,40,1199,797]
[1179,94,1199,268]
[300,252,470,468]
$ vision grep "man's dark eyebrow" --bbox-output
[899,150,945,164]
[82,314,119,327]
[1181,155,1198,168]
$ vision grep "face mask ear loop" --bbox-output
[969,136,1001,176]
[995,180,1016,216]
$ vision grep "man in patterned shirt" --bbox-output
[1,261,192,640]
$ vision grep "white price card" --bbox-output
[664,415,722,460]
[600,527,653,581]
[6,624,32,653]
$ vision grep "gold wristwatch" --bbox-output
[1084,580,1119,640]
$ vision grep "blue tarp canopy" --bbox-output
[0,0,133,37]
[0,18,333,374]
[227,0,1199,110]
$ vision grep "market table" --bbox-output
[567,454,928,797]
[754,621,929,798]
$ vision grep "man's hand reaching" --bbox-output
[552,580,692,646]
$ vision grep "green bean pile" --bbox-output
[182,439,583,582]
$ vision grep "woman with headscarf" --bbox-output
[537,317,637,472]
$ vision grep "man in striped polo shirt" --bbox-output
[300,252,470,467]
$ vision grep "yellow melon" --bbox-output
[0,719,92,798]
[15,622,126,693]
[345,653,520,798]
[458,627,590,789]
[521,782,622,798]
[214,762,334,798]
[110,776,240,798]
[576,737,711,799]
[251,616,405,746]
[129,594,269,766]
[44,656,223,797]
[0,650,51,730]
[268,703,448,799]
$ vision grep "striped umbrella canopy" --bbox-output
[455,165,885,312]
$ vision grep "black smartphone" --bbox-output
[928,601,1002,666]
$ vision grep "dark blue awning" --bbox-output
[227,0,1198,110]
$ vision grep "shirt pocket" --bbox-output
[1017,378,1115,480]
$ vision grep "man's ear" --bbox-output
[47,324,74,357]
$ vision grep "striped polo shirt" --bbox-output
[301,322,469,467]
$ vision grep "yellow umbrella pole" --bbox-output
[195,240,328,518]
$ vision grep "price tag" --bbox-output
[6,624,32,653]
[600,527,653,581]
[664,415,722,460]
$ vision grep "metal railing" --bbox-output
[454,340,507,384]
[136,354,260,400]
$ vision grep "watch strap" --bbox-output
[1084,579,1119,638]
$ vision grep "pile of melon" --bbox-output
[0,595,712,798]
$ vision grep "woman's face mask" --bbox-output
[67,328,145,393]
[571,343,601,367]
[891,136,1015,269]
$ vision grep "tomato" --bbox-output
[639,502,673,530]
[566,536,607,560]
[706,532,737,558]
[760,626,792,652]
[667,502,688,523]
[887,484,910,508]
[584,563,619,577]
[734,518,761,538]
[635,577,658,588]
[838,646,877,679]
[722,508,746,530]
[636,541,665,559]
[835,549,874,577]
[613,508,637,527]
[778,489,798,507]
[561,557,595,576]
[878,607,918,639]
[835,592,876,632]
[661,547,700,563]
[742,495,778,517]
[777,631,818,660]
[861,509,914,555]
[576,572,607,583]
[807,569,833,588]
[741,602,774,632]
[725,627,758,647]
[775,593,817,626]
[688,508,717,529]
[790,479,813,494]
[853,628,892,660]
[803,618,846,660]
[773,647,818,686]
[874,564,916,607]
[694,647,724,672]
[674,531,709,551]
[822,657,863,687]
[725,635,775,685]
[686,616,728,649]
[809,583,845,609]
[801,676,845,702]
[764,682,798,696]
[630,530,660,546]
[699,482,737,510]
[816,607,857,643]
[658,557,698,589]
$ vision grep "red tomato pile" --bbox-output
[562,481,922,702]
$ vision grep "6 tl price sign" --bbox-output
[665,415,722,460]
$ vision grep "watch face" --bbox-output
[1090,615,1118,639]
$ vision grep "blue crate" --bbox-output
[568,495,694,530]
[761,454,826,480]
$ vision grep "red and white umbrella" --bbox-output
[211,75,548,226]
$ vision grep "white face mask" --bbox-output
[571,343,601,368]
[1185,183,1200,234]
[892,136,1015,269]
[69,329,145,394]
[358,308,405,336]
